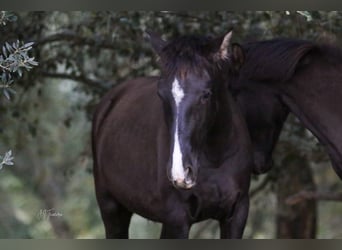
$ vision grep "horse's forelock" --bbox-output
[159,35,227,80]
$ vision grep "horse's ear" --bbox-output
[213,30,233,61]
[232,43,245,71]
[145,30,167,54]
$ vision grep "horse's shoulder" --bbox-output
[92,76,159,136]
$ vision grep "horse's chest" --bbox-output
[188,182,235,221]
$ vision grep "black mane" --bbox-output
[241,38,316,82]
[241,38,342,83]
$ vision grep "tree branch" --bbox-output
[35,30,139,51]
[286,190,342,205]
[40,71,112,94]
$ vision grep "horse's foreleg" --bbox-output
[219,193,249,239]
[97,193,133,239]
[160,223,190,239]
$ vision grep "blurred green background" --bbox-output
[0,11,341,238]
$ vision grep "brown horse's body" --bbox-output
[93,77,168,222]
[233,38,342,178]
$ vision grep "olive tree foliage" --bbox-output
[0,11,38,98]
[0,11,38,170]
[3,11,338,112]
[0,11,341,238]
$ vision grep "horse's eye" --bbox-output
[200,90,212,104]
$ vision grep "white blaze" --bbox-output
[171,78,185,181]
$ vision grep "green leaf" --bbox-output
[17,68,22,77]
[28,60,39,66]
[7,14,17,22]
[3,88,10,100]
[296,11,313,22]
[3,150,14,165]
[5,42,12,53]
[7,88,16,95]
[23,42,34,48]
[2,45,8,58]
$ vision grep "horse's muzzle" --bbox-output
[172,166,196,189]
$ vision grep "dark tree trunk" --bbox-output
[276,153,317,238]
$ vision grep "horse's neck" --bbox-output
[280,74,342,178]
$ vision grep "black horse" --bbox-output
[232,38,342,179]
[92,31,252,238]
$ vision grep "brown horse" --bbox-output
[231,38,342,178]
[92,31,252,238]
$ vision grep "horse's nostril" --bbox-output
[184,166,194,184]
[184,166,190,176]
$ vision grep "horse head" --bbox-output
[148,30,244,189]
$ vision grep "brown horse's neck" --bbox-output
[280,80,342,179]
